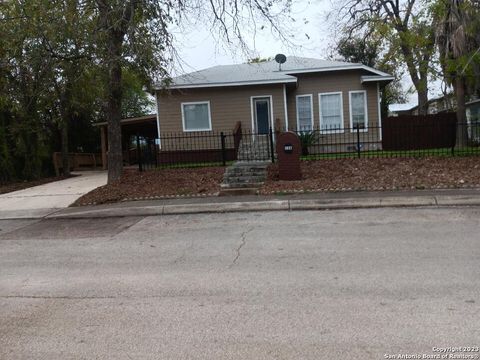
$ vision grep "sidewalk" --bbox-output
[0,171,107,219]
[17,187,478,220]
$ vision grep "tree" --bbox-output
[332,0,436,114]
[248,56,273,63]
[37,0,96,176]
[121,69,155,118]
[0,0,101,181]
[1,0,293,183]
[90,0,293,183]
[0,0,56,180]
[335,35,407,119]
[434,0,480,146]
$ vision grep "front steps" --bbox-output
[220,161,269,196]
[237,136,272,161]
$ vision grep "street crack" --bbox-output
[229,227,253,268]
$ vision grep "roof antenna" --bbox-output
[275,54,287,71]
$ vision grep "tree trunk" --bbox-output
[60,119,70,176]
[455,75,468,148]
[417,87,429,115]
[106,31,124,183]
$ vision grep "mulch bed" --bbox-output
[73,167,224,206]
[0,175,74,195]
[74,157,480,206]
[260,157,480,194]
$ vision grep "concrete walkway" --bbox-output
[48,188,480,219]
[0,171,107,219]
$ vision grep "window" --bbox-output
[349,91,368,131]
[296,95,314,131]
[319,92,344,132]
[181,101,212,131]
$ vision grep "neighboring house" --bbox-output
[388,103,417,117]
[390,94,456,116]
[154,56,393,151]
[466,98,480,143]
[466,98,480,121]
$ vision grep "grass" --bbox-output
[153,161,234,169]
[301,147,480,160]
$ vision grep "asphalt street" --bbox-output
[0,207,479,359]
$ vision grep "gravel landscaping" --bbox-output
[260,157,480,194]
[73,167,224,206]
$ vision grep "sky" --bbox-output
[171,1,331,72]
[170,0,442,106]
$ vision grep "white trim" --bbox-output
[283,84,289,131]
[159,64,392,90]
[361,75,395,83]
[295,94,314,131]
[250,95,274,134]
[348,90,368,133]
[167,78,297,90]
[155,95,162,148]
[283,64,391,77]
[377,83,382,141]
[318,92,344,134]
[181,101,212,132]
[466,98,480,106]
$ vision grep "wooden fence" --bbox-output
[52,152,103,175]
[382,113,457,151]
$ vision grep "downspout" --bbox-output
[155,92,162,149]
[283,84,289,131]
[377,82,382,141]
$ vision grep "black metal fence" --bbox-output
[134,117,480,171]
[135,126,276,170]
[293,117,480,160]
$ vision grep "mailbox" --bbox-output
[275,132,302,180]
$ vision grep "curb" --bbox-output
[41,195,480,219]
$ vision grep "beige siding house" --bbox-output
[156,57,392,140]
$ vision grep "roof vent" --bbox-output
[275,54,287,71]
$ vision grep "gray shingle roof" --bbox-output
[161,56,391,89]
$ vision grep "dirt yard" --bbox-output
[73,167,224,206]
[260,157,480,194]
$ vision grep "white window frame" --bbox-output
[349,90,368,133]
[181,101,212,132]
[318,91,344,134]
[296,94,314,131]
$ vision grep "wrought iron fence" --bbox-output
[134,116,480,171]
[293,116,480,159]
[135,126,276,171]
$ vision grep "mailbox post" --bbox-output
[275,131,302,180]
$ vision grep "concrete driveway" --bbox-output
[0,207,479,359]
[0,171,107,218]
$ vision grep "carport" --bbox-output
[96,114,158,169]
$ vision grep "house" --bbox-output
[466,98,480,121]
[388,103,417,117]
[155,56,393,148]
[98,56,394,166]
[389,93,460,117]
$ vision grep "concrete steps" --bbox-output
[220,161,269,196]
[237,137,272,161]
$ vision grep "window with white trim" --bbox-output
[181,101,212,131]
[296,95,313,131]
[349,91,368,130]
[319,93,343,132]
